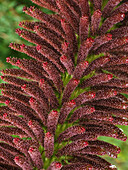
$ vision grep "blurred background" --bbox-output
[0,0,128,169]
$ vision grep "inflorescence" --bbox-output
[0,0,128,169]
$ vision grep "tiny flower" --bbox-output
[42,62,48,67]
[6,57,11,63]
[29,97,35,103]
[16,60,21,65]
[3,113,8,119]
[36,45,41,51]
[60,55,67,61]
[5,100,10,105]
[20,44,25,49]
[21,84,27,89]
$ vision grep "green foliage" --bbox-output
[99,125,128,170]
[0,0,30,69]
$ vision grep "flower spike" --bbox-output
[1,0,128,169]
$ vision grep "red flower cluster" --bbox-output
[0,0,128,169]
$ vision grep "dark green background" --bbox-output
[0,0,128,169]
